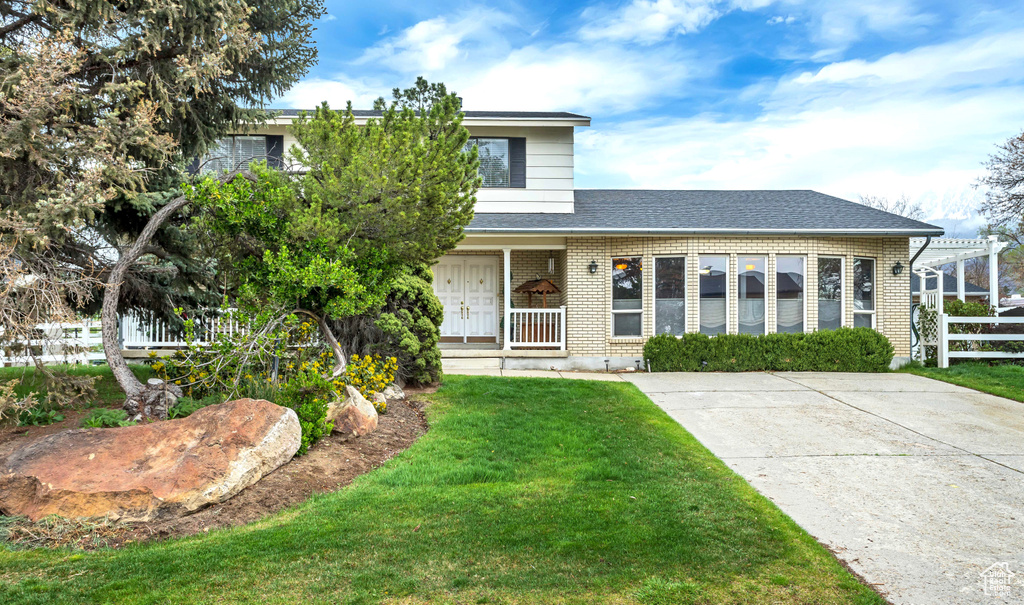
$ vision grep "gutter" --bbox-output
[909,236,932,356]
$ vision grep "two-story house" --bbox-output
[199,109,944,370]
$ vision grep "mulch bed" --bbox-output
[0,391,432,550]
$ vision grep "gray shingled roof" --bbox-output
[467,190,944,236]
[911,273,987,295]
[270,109,590,120]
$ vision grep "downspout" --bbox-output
[909,236,932,356]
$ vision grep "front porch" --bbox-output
[434,240,570,352]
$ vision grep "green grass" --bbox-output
[0,365,151,407]
[0,376,883,604]
[900,361,1024,402]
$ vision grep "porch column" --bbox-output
[503,248,512,350]
[956,259,965,302]
[988,235,999,308]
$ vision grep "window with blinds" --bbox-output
[201,136,268,173]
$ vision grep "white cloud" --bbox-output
[580,0,724,43]
[575,29,1024,228]
[275,77,381,110]
[457,43,693,113]
[321,14,337,22]
[767,15,795,25]
[357,9,516,72]
[804,0,934,58]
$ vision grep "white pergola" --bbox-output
[910,236,1008,305]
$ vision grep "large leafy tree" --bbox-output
[190,79,478,377]
[980,128,1024,225]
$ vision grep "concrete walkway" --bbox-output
[445,368,628,381]
[622,372,1024,605]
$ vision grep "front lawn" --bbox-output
[0,376,883,604]
[900,361,1024,403]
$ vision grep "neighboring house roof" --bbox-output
[467,190,945,236]
[269,109,591,121]
[910,274,987,296]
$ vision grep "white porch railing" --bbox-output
[506,307,566,350]
[937,314,1024,368]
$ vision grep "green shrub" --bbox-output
[168,394,222,419]
[17,407,64,426]
[643,327,894,373]
[333,267,443,387]
[275,370,334,455]
[80,409,136,428]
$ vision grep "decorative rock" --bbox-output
[0,398,300,522]
[327,386,378,437]
[123,378,184,421]
[382,383,405,400]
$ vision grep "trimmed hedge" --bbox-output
[643,327,895,373]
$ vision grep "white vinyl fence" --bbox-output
[936,314,1024,368]
[1,312,247,367]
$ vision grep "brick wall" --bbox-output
[564,236,912,358]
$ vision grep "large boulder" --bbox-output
[327,386,378,437]
[0,398,300,522]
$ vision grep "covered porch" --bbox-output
[433,237,569,353]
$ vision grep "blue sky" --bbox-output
[278,0,1024,235]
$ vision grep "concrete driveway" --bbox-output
[623,372,1024,605]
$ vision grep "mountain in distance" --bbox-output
[917,186,988,238]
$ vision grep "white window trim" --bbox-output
[610,256,644,338]
[776,255,808,334]
[853,256,877,329]
[698,254,730,336]
[737,254,768,336]
[653,255,686,337]
[817,255,845,331]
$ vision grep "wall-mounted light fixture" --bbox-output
[892,261,904,276]
[589,260,598,274]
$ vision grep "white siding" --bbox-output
[235,122,579,213]
[468,125,575,213]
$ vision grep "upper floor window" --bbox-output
[465,137,526,188]
[198,135,283,173]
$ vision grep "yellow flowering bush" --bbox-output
[338,354,396,413]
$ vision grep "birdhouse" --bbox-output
[513,279,561,308]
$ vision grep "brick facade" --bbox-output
[562,235,911,358]
[442,235,912,358]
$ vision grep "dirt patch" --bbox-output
[0,395,431,549]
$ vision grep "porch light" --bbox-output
[589,260,598,274]
[892,261,904,276]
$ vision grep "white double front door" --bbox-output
[433,256,499,341]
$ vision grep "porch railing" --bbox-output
[506,306,566,350]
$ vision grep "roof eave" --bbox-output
[465,227,946,237]
[267,115,591,127]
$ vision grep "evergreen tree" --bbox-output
[0,0,324,322]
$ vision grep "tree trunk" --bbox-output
[102,193,191,399]
[294,309,348,376]
[102,170,255,415]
